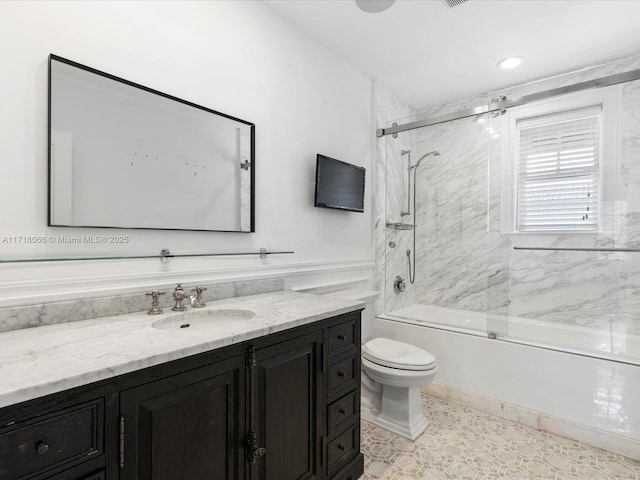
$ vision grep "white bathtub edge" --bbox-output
[424,382,640,461]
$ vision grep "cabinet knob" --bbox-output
[338,444,345,451]
[337,334,346,340]
[337,371,346,377]
[339,408,346,414]
[36,441,49,455]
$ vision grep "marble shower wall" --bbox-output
[493,58,640,335]
[373,82,418,315]
[392,55,640,336]
[412,115,495,312]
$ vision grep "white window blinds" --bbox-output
[516,107,601,232]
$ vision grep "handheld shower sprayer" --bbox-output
[406,150,440,284]
[400,150,411,216]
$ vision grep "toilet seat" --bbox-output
[362,338,436,371]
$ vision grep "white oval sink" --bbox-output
[152,309,256,331]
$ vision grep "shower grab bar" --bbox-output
[513,246,640,253]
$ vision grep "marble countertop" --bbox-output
[0,290,363,408]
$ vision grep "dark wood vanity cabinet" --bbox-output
[119,356,246,480]
[250,331,323,479]
[324,316,362,479]
[0,397,106,480]
[0,310,363,480]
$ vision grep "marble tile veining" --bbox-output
[361,391,640,480]
[0,290,363,408]
[234,277,284,297]
[0,277,283,333]
[375,55,640,339]
[373,81,418,316]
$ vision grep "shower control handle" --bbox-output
[394,276,406,294]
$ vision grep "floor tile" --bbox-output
[361,391,640,479]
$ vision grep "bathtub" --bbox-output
[384,303,640,365]
[376,304,640,459]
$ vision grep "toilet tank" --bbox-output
[324,288,379,343]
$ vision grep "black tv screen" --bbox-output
[314,154,365,213]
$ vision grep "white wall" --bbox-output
[0,1,374,306]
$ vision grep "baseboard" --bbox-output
[425,382,640,461]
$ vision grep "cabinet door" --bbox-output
[250,331,323,480]
[119,355,245,480]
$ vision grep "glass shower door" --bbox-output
[485,72,640,365]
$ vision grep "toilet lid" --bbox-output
[362,338,436,371]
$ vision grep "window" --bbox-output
[516,107,601,232]
[502,86,619,234]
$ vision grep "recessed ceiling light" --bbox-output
[356,0,396,14]
[497,56,522,70]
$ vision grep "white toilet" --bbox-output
[361,337,437,440]
[326,288,438,441]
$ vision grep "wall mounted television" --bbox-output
[314,154,365,213]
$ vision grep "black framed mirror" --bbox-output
[48,54,255,232]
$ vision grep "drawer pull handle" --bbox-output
[247,431,266,464]
[36,442,49,455]
[338,371,346,377]
[337,334,346,340]
[339,408,346,414]
[338,444,345,451]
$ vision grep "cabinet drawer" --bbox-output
[327,424,357,474]
[328,391,357,436]
[328,356,357,395]
[0,399,103,480]
[328,320,358,357]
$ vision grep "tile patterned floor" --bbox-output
[361,391,640,480]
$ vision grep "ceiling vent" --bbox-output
[441,0,469,7]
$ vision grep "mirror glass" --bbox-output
[49,55,254,232]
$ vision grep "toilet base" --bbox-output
[361,384,428,441]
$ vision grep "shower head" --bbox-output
[410,151,440,169]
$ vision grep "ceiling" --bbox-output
[263,0,640,110]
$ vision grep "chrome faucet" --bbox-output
[146,290,165,315]
[171,283,190,311]
[172,283,207,311]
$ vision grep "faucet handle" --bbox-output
[191,286,207,308]
[146,291,165,315]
